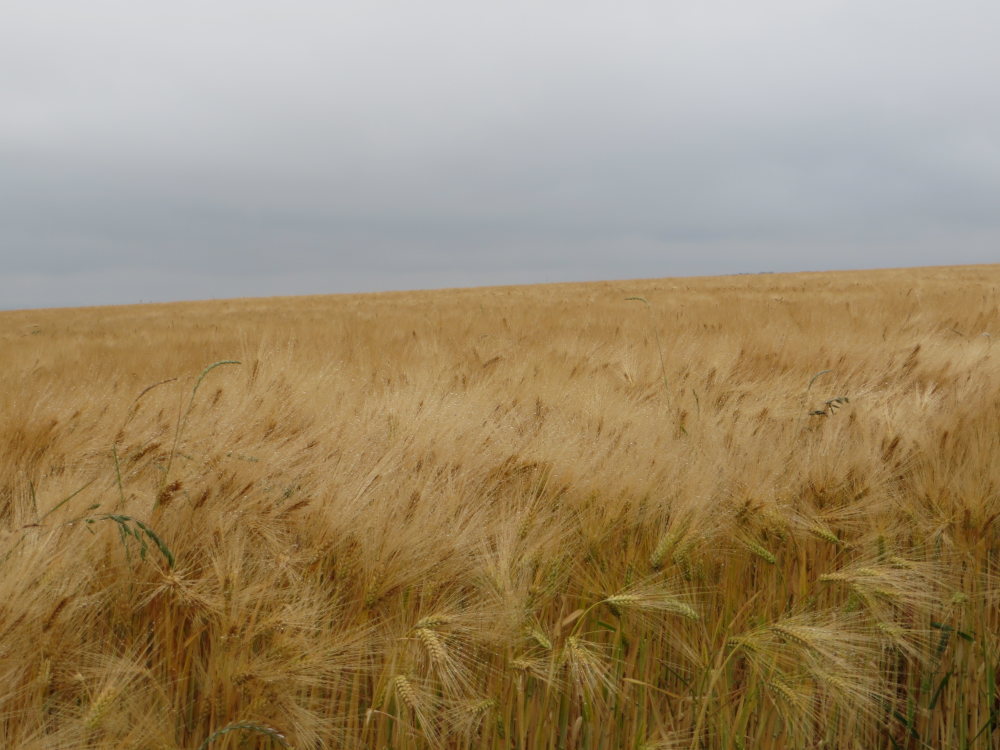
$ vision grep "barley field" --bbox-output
[2,265,1000,750]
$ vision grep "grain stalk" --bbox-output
[158,360,241,507]
[626,297,672,411]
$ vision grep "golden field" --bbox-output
[2,264,1000,750]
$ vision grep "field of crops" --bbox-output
[2,264,999,749]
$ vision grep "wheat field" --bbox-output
[1,265,1000,749]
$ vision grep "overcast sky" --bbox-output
[2,2,999,309]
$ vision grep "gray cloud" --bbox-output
[2,1,999,308]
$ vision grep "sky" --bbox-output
[1,2,999,309]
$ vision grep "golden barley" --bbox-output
[1,264,997,749]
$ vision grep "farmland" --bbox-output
[1,264,999,749]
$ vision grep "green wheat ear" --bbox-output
[197,722,293,750]
[793,369,833,437]
[77,514,176,568]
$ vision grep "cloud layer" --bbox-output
[2,2,999,308]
